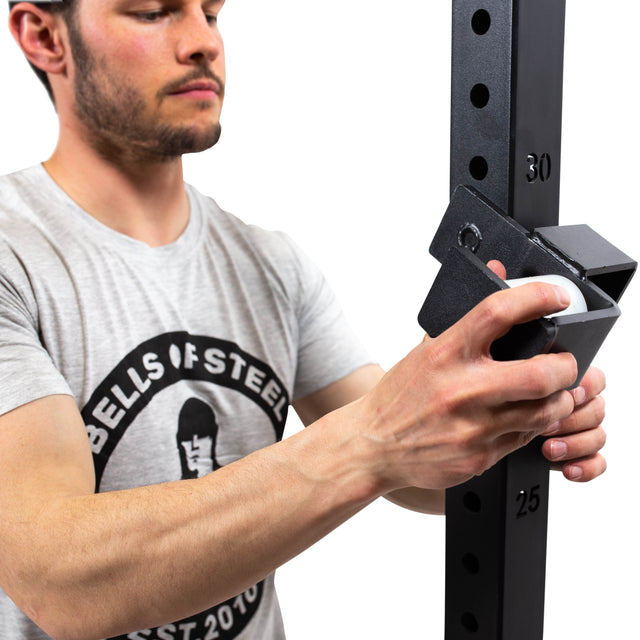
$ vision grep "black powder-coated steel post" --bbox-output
[445,2,566,638]
[450,0,565,229]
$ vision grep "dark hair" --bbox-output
[9,0,76,103]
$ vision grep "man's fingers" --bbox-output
[492,389,575,438]
[484,353,578,404]
[551,453,607,482]
[543,394,605,437]
[486,259,507,280]
[449,282,571,357]
[570,366,606,407]
[543,424,607,463]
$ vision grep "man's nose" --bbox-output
[175,11,223,65]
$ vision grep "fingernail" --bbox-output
[549,440,568,460]
[567,465,583,481]
[543,421,561,436]
[572,386,587,406]
[554,285,571,307]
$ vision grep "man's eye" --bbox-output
[135,11,167,22]
[131,8,219,26]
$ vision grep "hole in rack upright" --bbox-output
[470,83,490,108]
[463,491,482,513]
[462,552,480,575]
[471,9,491,35]
[469,156,489,181]
[461,612,479,633]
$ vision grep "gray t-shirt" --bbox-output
[0,165,372,640]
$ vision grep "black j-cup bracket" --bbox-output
[418,1,636,638]
[420,185,635,386]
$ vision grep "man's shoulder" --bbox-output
[186,182,298,260]
[0,165,73,289]
[185,183,314,301]
[0,164,51,224]
[0,164,47,192]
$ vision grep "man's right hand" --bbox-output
[348,280,578,493]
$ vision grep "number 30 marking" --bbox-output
[526,153,552,183]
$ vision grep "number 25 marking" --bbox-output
[516,485,541,518]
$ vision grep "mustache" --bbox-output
[157,67,225,101]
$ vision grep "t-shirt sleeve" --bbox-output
[0,241,73,416]
[277,233,375,400]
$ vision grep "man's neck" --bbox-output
[44,137,190,248]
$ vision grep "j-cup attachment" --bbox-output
[418,186,636,387]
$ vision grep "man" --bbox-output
[0,2,607,639]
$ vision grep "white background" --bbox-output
[1,1,638,638]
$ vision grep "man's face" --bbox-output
[65,0,226,162]
[180,434,215,477]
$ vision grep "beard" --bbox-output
[67,18,223,163]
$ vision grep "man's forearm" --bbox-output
[8,403,381,640]
[385,487,446,515]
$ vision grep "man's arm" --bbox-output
[0,393,384,640]
[0,282,595,640]
[294,363,448,515]
[294,351,607,514]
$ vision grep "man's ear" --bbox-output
[9,3,67,78]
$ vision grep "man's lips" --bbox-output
[169,80,221,99]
